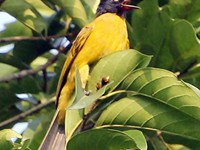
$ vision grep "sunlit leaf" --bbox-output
[0,63,18,77]
[120,68,200,120]
[0,0,47,33]
[0,21,32,38]
[49,0,88,27]
[87,49,152,92]
[26,0,55,16]
[0,129,22,149]
[96,68,200,141]
[84,0,100,13]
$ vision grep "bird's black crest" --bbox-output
[96,0,124,17]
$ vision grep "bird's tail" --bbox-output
[39,110,66,150]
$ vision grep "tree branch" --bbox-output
[0,99,55,128]
[0,35,65,43]
[0,51,60,82]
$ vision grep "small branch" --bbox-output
[0,52,60,82]
[0,99,55,128]
[0,38,72,83]
[0,35,65,43]
[42,69,48,92]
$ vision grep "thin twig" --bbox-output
[0,99,55,128]
[0,35,65,43]
[0,37,72,83]
[0,51,60,82]
[42,69,48,92]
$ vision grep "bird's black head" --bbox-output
[96,0,140,17]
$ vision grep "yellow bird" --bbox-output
[57,0,139,124]
[40,0,139,149]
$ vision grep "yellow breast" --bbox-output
[74,13,129,66]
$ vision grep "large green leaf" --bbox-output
[132,0,174,69]
[49,0,88,27]
[67,128,147,150]
[96,68,200,141]
[120,68,200,120]
[87,49,151,93]
[0,0,47,33]
[26,0,55,16]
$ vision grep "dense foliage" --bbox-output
[0,0,200,149]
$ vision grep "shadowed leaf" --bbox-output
[67,129,147,150]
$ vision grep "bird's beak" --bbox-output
[120,0,140,11]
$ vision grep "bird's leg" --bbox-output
[78,64,91,96]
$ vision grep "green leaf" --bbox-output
[132,0,174,69]
[25,0,55,17]
[170,20,200,70]
[67,128,147,150]
[119,68,200,120]
[0,129,22,150]
[96,96,200,141]
[0,63,18,78]
[65,109,84,141]
[87,49,152,93]
[167,0,200,27]
[0,0,47,33]
[96,68,200,141]
[50,0,88,27]
[179,63,200,80]
[83,0,99,13]
[0,21,32,38]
